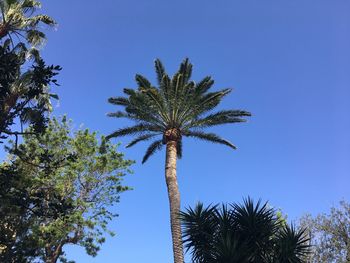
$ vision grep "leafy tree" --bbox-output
[0,117,133,263]
[300,200,350,263]
[0,40,61,143]
[0,0,59,144]
[0,162,40,263]
[181,198,310,263]
[107,58,251,263]
[0,0,55,47]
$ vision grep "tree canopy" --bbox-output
[300,200,350,263]
[0,41,61,143]
[0,0,59,144]
[0,117,133,263]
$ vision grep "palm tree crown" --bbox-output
[0,0,55,46]
[107,58,251,162]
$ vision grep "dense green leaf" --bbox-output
[0,117,133,262]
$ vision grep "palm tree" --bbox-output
[0,0,55,47]
[107,58,251,263]
[180,198,310,263]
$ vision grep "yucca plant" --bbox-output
[272,224,310,263]
[107,58,251,263]
[181,198,310,263]
[0,0,55,47]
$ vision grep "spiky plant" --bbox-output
[273,224,310,263]
[107,58,251,263]
[180,198,310,263]
[0,0,55,47]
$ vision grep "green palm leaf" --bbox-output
[155,58,166,85]
[183,131,237,150]
[178,58,192,83]
[176,140,182,159]
[0,0,55,47]
[126,133,160,148]
[106,124,162,140]
[142,140,163,163]
[195,76,214,95]
[108,97,129,106]
[186,110,251,129]
[135,74,152,89]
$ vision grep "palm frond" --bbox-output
[135,74,151,89]
[108,97,129,106]
[126,133,159,148]
[106,124,161,140]
[196,88,232,115]
[169,72,183,123]
[185,110,251,129]
[178,57,192,84]
[174,81,195,125]
[29,14,55,26]
[142,139,163,163]
[154,58,165,85]
[0,0,54,48]
[179,88,233,125]
[159,73,171,104]
[176,140,182,159]
[123,88,136,96]
[107,111,130,118]
[26,29,45,46]
[195,76,214,95]
[108,94,168,127]
[183,131,236,150]
[141,87,170,123]
[108,109,166,128]
[21,0,40,8]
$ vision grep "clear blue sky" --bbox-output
[6,0,350,262]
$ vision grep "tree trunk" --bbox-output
[0,23,8,40]
[45,243,63,263]
[165,141,184,263]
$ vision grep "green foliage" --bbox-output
[299,200,350,263]
[0,162,40,263]
[107,58,251,163]
[0,0,56,47]
[0,0,60,144]
[0,40,61,143]
[0,117,133,262]
[181,198,310,263]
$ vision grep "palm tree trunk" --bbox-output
[165,141,184,263]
